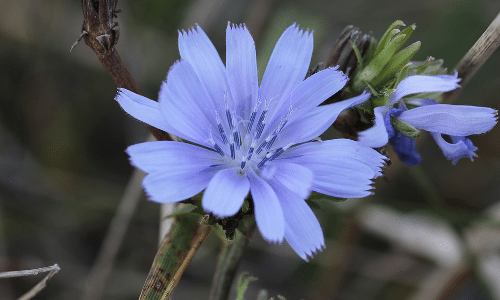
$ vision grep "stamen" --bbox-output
[233,131,240,149]
[213,144,225,157]
[246,146,255,161]
[226,109,234,131]
[225,97,234,131]
[266,134,278,150]
[254,110,267,140]
[209,137,225,157]
[230,143,235,160]
[246,99,261,134]
[257,156,269,168]
[268,148,284,161]
[255,141,267,154]
[247,111,257,134]
[215,111,228,144]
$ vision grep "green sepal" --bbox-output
[353,34,406,92]
[371,41,421,87]
[391,117,420,138]
[235,272,258,300]
[373,20,405,58]
[407,56,447,76]
[396,24,417,50]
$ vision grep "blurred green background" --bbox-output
[1,0,499,299]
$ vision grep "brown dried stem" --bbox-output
[77,0,172,141]
[443,11,500,103]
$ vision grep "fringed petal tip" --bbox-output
[286,22,313,38]
[178,23,203,37]
[298,243,326,262]
[227,22,249,31]
[286,232,325,261]
[115,87,137,101]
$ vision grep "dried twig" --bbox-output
[76,0,172,142]
[443,11,500,103]
[0,264,60,279]
[0,264,60,300]
[16,265,61,300]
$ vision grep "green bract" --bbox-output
[352,21,418,93]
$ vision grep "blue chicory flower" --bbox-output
[358,74,498,165]
[116,23,386,260]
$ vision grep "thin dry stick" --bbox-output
[81,168,146,300]
[443,11,500,104]
[16,265,61,300]
[0,264,60,279]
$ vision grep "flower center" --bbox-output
[209,95,293,170]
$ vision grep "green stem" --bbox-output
[209,219,256,300]
[138,214,211,300]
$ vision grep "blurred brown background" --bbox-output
[1,0,500,299]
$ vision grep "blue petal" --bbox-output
[159,61,218,147]
[260,24,313,117]
[126,141,222,174]
[398,104,498,136]
[142,167,216,204]
[387,74,461,106]
[281,139,386,178]
[270,68,348,125]
[202,168,250,217]
[280,139,385,198]
[358,106,390,148]
[430,133,478,164]
[247,168,285,243]
[226,23,259,121]
[274,91,370,147]
[263,162,313,199]
[128,141,219,202]
[389,131,422,166]
[269,179,324,260]
[115,88,172,133]
[178,25,228,108]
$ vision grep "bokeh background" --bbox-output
[1,0,500,299]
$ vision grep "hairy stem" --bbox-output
[139,214,212,300]
[209,221,256,300]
